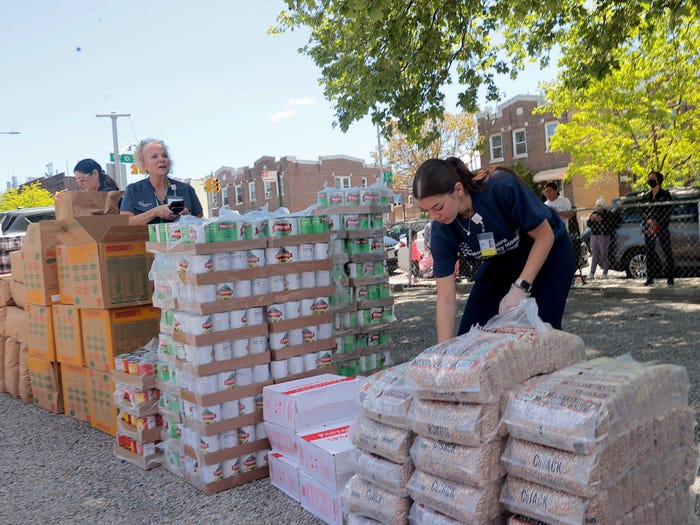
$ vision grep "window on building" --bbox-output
[489,134,503,162]
[407,195,414,208]
[235,185,243,205]
[223,188,229,207]
[248,182,256,202]
[264,181,272,199]
[513,128,527,157]
[545,121,558,152]
[361,177,368,187]
[334,176,351,188]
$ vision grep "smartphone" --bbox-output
[168,199,185,214]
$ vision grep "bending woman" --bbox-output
[412,157,575,342]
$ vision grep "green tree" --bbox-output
[273,0,695,145]
[0,182,55,212]
[374,112,478,187]
[541,10,700,189]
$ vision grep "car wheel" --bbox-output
[625,249,647,279]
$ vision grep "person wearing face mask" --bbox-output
[412,157,575,342]
[119,138,203,226]
[641,171,675,286]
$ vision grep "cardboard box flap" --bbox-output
[24,222,63,249]
[56,216,147,244]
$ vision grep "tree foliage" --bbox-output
[374,112,478,187]
[541,9,700,189]
[0,182,55,212]
[273,0,697,146]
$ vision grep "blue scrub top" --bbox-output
[431,170,567,279]
[120,177,203,224]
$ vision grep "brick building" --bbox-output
[211,155,383,215]
[477,95,625,208]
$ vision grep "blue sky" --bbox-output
[0,1,555,190]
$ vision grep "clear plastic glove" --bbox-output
[498,283,530,315]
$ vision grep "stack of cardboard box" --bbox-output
[17,216,158,435]
[264,374,361,525]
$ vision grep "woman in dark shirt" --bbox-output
[642,171,674,286]
[412,157,575,341]
[73,159,119,191]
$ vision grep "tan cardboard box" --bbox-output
[81,305,160,372]
[61,363,90,422]
[9,249,24,283]
[87,367,116,435]
[22,222,61,305]
[52,304,83,366]
[26,303,55,361]
[52,216,152,309]
[27,355,63,413]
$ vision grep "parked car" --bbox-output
[0,206,56,274]
[386,218,430,242]
[582,187,700,279]
[383,235,400,274]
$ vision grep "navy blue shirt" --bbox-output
[431,170,567,279]
[120,177,203,224]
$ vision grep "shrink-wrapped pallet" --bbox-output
[502,354,690,454]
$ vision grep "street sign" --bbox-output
[109,152,134,163]
[261,170,277,183]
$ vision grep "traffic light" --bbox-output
[204,178,212,192]
[213,179,220,192]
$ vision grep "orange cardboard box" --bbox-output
[81,305,160,372]
[61,364,90,423]
[56,244,75,305]
[52,304,84,366]
[52,216,152,309]
[87,367,116,435]
[22,222,61,305]
[26,303,55,361]
[27,355,63,413]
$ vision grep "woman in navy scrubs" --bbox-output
[412,157,575,342]
[120,138,203,225]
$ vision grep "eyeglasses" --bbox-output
[76,171,95,183]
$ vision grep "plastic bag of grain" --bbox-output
[406,327,532,404]
[352,449,413,496]
[501,405,695,497]
[346,513,383,525]
[350,412,414,464]
[481,298,585,375]
[408,501,507,525]
[409,397,505,446]
[407,469,503,523]
[410,435,506,488]
[507,515,547,525]
[502,354,689,454]
[342,474,411,524]
[357,362,414,429]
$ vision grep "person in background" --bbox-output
[73,159,119,191]
[410,230,422,276]
[412,157,575,342]
[543,182,576,222]
[586,196,617,279]
[642,170,675,287]
[120,138,203,226]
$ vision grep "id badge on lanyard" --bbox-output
[471,213,497,257]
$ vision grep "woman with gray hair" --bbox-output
[119,138,203,225]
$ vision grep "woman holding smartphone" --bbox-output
[120,138,203,225]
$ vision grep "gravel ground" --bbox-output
[1,280,698,524]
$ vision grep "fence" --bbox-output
[389,198,700,287]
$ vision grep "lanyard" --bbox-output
[153,179,175,206]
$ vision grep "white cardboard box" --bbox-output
[268,451,301,502]
[263,374,360,432]
[298,421,355,492]
[299,470,344,525]
[265,421,300,461]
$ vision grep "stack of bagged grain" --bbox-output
[403,300,585,524]
[500,354,697,524]
[343,363,416,524]
[0,271,31,404]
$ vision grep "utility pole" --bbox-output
[96,112,130,189]
[375,123,384,172]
